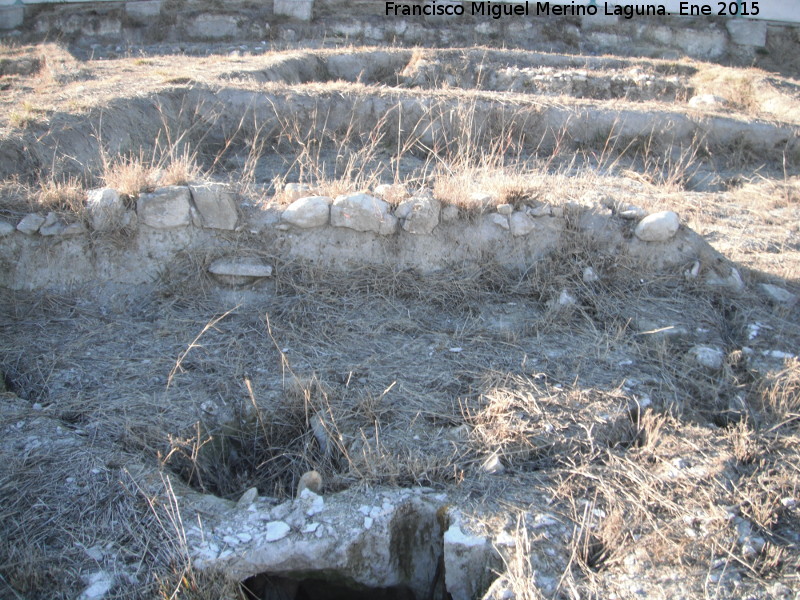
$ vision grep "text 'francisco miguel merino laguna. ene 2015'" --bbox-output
[384,1,670,20]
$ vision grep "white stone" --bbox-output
[39,212,65,236]
[189,182,238,230]
[760,283,796,304]
[282,196,332,229]
[299,489,325,516]
[331,193,397,235]
[137,186,192,229]
[398,195,441,235]
[688,345,725,371]
[237,487,259,509]
[208,258,273,278]
[509,211,535,237]
[87,188,125,232]
[528,204,551,217]
[726,19,767,47]
[634,211,680,242]
[487,213,509,230]
[496,203,513,216]
[78,571,114,600]
[16,213,45,235]
[583,267,599,283]
[706,267,745,292]
[274,0,314,20]
[688,94,727,109]
[558,289,577,306]
[481,452,505,475]
[0,221,14,236]
[264,521,291,542]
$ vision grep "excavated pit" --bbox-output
[1,44,799,600]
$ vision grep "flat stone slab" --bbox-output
[208,259,273,278]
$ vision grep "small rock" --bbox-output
[557,289,577,306]
[16,213,45,235]
[760,283,796,305]
[208,258,273,278]
[582,266,599,283]
[688,345,725,371]
[282,183,316,202]
[528,204,551,217]
[619,207,648,220]
[496,203,513,216]
[482,452,505,474]
[282,196,332,229]
[634,211,680,242]
[509,211,536,237]
[706,267,745,292]
[38,212,65,236]
[236,487,259,509]
[0,221,16,236]
[264,521,290,542]
[487,213,509,230]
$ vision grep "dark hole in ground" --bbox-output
[242,574,423,600]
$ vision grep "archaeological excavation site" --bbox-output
[1,1,799,599]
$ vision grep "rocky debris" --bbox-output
[330,193,397,235]
[0,221,14,237]
[282,183,316,202]
[208,257,273,286]
[87,188,125,232]
[189,488,445,600]
[688,94,727,109]
[137,186,192,229]
[188,183,238,230]
[688,345,725,371]
[634,211,680,242]
[37,212,65,236]
[396,195,441,235]
[16,213,45,235]
[760,283,796,305]
[443,517,495,600]
[509,211,536,237]
[281,196,332,228]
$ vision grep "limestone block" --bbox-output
[398,195,441,235]
[188,14,239,39]
[87,188,125,232]
[331,193,397,235]
[726,19,767,47]
[282,196,332,228]
[16,213,45,235]
[137,186,192,229]
[634,211,680,242]
[274,0,314,21]
[509,211,535,237]
[189,182,238,230]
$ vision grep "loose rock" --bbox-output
[509,211,536,237]
[688,345,725,371]
[87,188,125,232]
[330,193,397,235]
[760,283,796,305]
[634,210,680,242]
[137,186,192,229]
[397,195,441,235]
[189,182,238,230]
[16,213,45,235]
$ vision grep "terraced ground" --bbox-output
[0,41,799,600]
